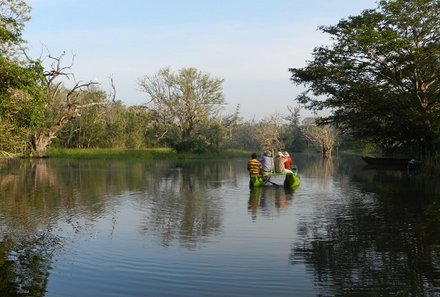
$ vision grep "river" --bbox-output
[0,154,439,296]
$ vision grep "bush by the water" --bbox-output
[174,138,217,154]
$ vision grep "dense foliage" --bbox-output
[0,0,47,155]
[138,67,226,152]
[290,0,440,156]
[0,1,335,157]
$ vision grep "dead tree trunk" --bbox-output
[31,132,55,157]
[28,51,103,157]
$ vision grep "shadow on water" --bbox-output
[289,153,440,296]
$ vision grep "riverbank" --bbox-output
[46,148,250,160]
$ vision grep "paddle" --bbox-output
[267,180,281,186]
[263,175,280,186]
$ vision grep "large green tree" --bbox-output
[289,0,440,156]
[0,0,30,57]
[1,1,109,157]
[0,0,46,156]
[138,67,225,150]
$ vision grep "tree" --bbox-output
[0,56,46,155]
[282,105,308,152]
[0,0,31,58]
[0,1,46,156]
[254,114,285,152]
[56,88,109,148]
[103,100,128,148]
[221,104,242,143]
[301,118,338,157]
[30,52,103,157]
[289,0,440,156]
[125,105,154,149]
[138,67,225,150]
[1,2,108,157]
[228,120,260,150]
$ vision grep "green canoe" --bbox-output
[249,166,300,190]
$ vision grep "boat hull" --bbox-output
[361,156,413,166]
[249,172,300,189]
[284,172,300,189]
[249,175,265,188]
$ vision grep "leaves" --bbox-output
[289,0,440,155]
[0,0,31,57]
[138,67,225,145]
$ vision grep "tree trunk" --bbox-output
[321,145,332,158]
[31,132,56,157]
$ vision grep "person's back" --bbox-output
[283,152,292,170]
[247,153,262,176]
[275,152,286,173]
[259,151,273,173]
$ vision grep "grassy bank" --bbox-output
[47,148,250,160]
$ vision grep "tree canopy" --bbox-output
[138,67,225,151]
[289,0,440,156]
[0,0,47,155]
[0,0,31,57]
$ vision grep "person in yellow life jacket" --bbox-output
[247,153,262,176]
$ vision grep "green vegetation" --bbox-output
[1,0,440,173]
[138,67,225,145]
[0,1,47,156]
[290,0,440,157]
[47,148,250,160]
[0,0,323,159]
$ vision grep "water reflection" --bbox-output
[1,156,439,296]
[0,159,240,235]
[247,186,294,220]
[135,161,225,248]
[290,154,440,296]
[0,231,61,297]
[301,156,335,184]
[0,158,240,295]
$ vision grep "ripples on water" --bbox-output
[0,155,439,296]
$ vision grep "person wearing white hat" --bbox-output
[283,151,292,170]
[259,150,274,175]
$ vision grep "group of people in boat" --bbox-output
[247,150,293,177]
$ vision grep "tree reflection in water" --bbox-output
[2,155,438,295]
[0,232,61,297]
[0,160,65,296]
[0,158,239,295]
[290,156,440,296]
[136,160,226,248]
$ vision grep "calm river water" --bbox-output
[0,154,439,297]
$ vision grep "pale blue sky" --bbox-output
[24,0,378,120]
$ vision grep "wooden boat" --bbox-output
[361,156,413,166]
[249,166,300,190]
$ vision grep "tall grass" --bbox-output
[47,148,250,160]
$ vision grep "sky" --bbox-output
[23,0,378,120]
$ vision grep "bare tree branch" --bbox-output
[30,50,104,157]
[108,75,117,102]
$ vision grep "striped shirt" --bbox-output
[247,158,262,176]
